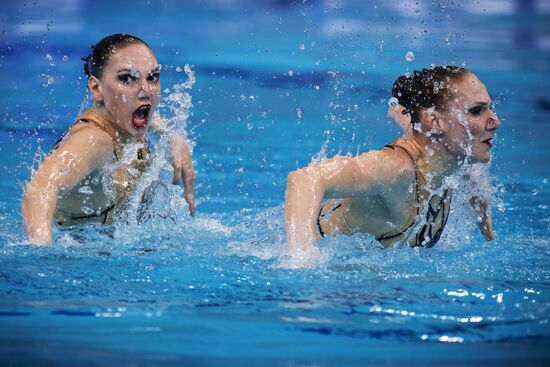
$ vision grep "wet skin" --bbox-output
[284,72,501,263]
[88,44,161,139]
[22,43,195,245]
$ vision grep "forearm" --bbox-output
[284,170,324,254]
[171,131,192,155]
[21,184,58,245]
[470,196,495,241]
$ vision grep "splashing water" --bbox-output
[121,65,196,231]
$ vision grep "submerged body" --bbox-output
[285,67,500,259]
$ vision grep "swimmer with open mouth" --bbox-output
[22,34,196,245]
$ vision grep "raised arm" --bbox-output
[284,148,413,255]
[150,114,195,216]
[21,127,112,245]
[170,133,195,216]
[388,105,412,135]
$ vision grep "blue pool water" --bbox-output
[1,0,549,365]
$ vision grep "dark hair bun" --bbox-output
[392,74,415,114]
[81,55,91,78]
[80,33,149,79]
[391,66,470,122]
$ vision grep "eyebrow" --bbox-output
[116,66,160,74]
[467,102,490,109]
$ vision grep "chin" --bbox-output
[471,153,491,163]
[130,126,149,136]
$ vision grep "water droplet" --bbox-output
[298,43,305,50]
[405,51,415,62]
[81,206,94,215]
[388,97,399,109]
[288,70,294,77]
[62,55,68,62]
[247,123,253,130]
[175,66,182,72]
[78,186,93,195]
[41,74,54,87]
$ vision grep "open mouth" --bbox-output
[132,104,151,128]
[482,137,493,148]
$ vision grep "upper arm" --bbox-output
[291,148,415,199]
[27,127,113,194]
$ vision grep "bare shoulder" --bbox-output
[50,122,113,163]
[28,122,115,190]
[354,146,416,186]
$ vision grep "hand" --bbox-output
[387,105,412,134]
[470,196,495,241]
[279,245,322,269]
[170,134,196,217]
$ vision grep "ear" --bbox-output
[419,108,445,136]
[88,76,103,103]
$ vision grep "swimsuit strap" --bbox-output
[76,109,149,209]
[376,137,424,241]
[377,136,453,247]
[317,201,342,238]
[75,109,148,162]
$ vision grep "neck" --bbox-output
[412,132,464,187]
[91,104,134,144]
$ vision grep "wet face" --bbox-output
[93,43,161,137]
[439,73,501,163]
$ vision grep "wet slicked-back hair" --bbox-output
[392,66,471,125]
[81,33,150,79]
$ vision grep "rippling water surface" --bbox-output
[1,0,549,365]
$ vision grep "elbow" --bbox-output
[21,179,58,216]
[286,168,311,192]
[285,168,323,201]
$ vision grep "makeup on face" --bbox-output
[99,44,161,136]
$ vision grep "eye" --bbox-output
[467,105,485,116]
[146,72,160,83]
[117,73,134,85]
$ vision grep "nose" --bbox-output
[487,110,500,130]
[137,78,151,98]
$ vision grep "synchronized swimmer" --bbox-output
[21,35,500,258]
[285,66,500,258]
[22,34,195,245]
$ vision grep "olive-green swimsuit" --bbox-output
[52,108,148,226]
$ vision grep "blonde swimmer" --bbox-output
[285,66,500,260]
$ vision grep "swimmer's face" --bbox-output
[440,73,501,163]
[89,43,161,137]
